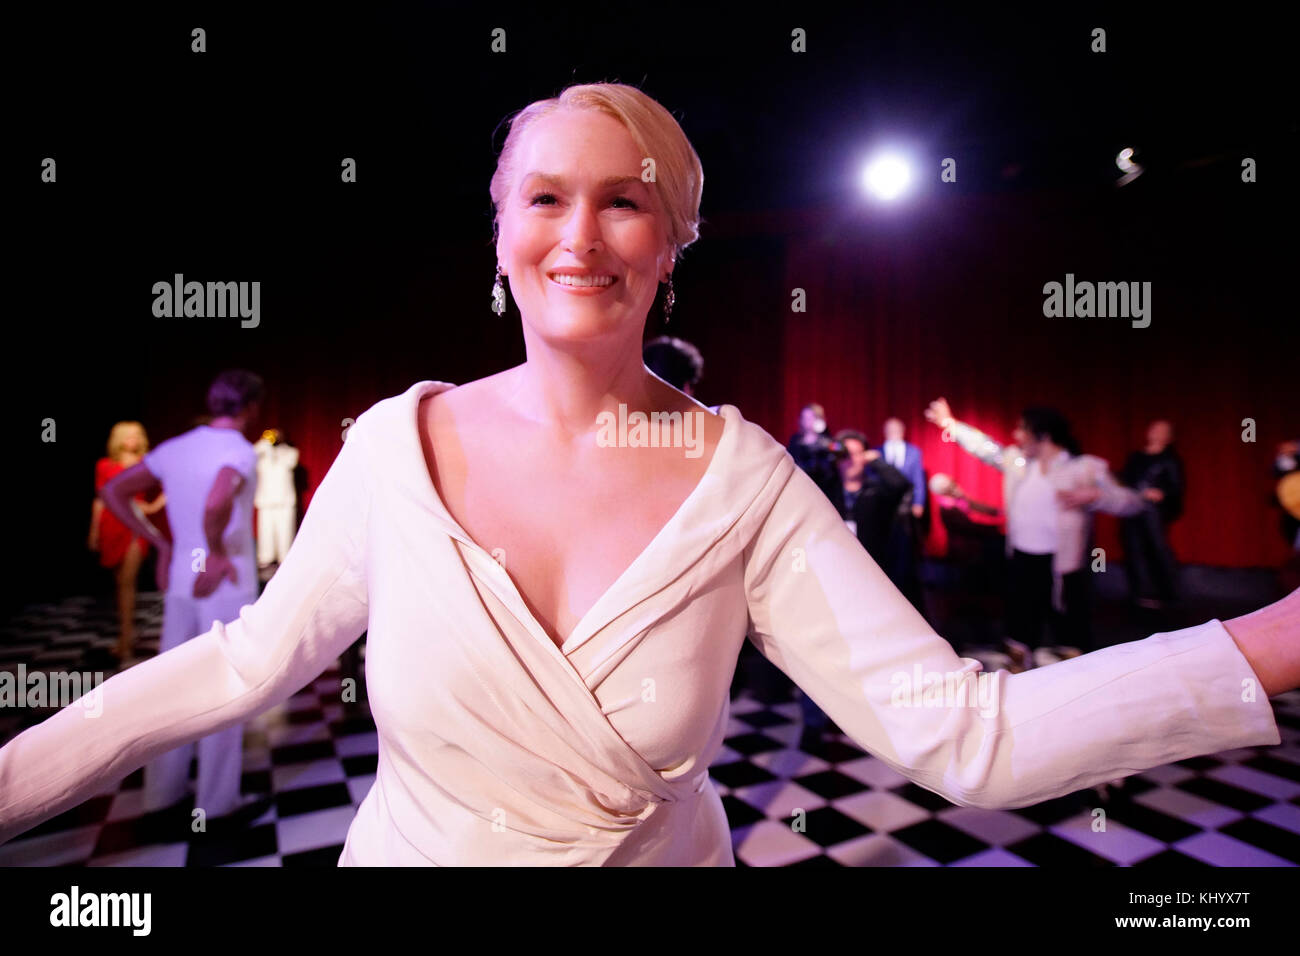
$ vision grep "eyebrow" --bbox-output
[520,172,646,191]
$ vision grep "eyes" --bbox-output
[527,192,640,210]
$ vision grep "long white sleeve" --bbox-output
[0,414,374,844]
[743,464,1281,810]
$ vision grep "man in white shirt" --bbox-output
[926,399,1144,668]
[100,369,263,820]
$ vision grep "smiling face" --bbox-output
[495,108,674,344]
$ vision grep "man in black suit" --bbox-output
[1119,420,1186,610]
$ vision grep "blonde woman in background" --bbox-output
[88,421,166,663]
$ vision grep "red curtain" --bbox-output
[114,188,1294,578]
[761,191,1293,569]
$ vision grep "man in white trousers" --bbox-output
[254,429,299,570]
[101,369,263,821]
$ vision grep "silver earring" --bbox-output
[662,274,675,324]
[491,265,506,316]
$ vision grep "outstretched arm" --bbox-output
[1088,458,1145,516]
[0,414,375,845]
[744,464,1285,811]
[925,397,1017,472]
[954,487,1001,516]
[1056,457,1146,516]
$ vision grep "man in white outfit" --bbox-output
[101,369,263,820]
[254,429,299,569]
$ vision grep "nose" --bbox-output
[560,197,605,254]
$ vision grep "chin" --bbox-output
[530,309,638,343]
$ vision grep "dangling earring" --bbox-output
[491,265,507,316]
[662,274,675,324]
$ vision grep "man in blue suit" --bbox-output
[877,418,928,618]
[879,418,926,518]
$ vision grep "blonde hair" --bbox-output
[489,83,705,263]
[106,421,149,460]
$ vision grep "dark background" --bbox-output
[8,2,1296,615]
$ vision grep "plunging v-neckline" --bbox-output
[411,381,734,654]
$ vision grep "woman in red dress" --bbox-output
[88,421,167,663]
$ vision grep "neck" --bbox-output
[1036,441,1063,460]
[508,329,660,439]
[209,415,246,432]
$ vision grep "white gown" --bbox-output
[0,381,1282,864]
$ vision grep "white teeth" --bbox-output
[550,274,615,287]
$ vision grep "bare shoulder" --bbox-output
[419,372,511,436]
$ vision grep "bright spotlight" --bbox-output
[863,155,912,201]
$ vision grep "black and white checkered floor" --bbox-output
[2,592,1298,866]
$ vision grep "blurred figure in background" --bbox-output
[1276,438,1300,551]
[926,398,1144,668]
[101,370,263,820]
[788,403,843,507]
[929,472,1005,647]
[88,421,167,663]
[254,428,300,575]
[929,472,1002,527]
[879,417,927,521]
[1119,420,1185,611]
[836,429,912,570]
[643,334,723,414]
[1276,437,1300,594]
[877,417,928,619]
[643,335,704,397]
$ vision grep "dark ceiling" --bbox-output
[14,4,1292,224]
